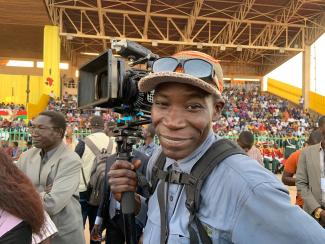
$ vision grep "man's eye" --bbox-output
[154,101,168,107]
[187,104,203,110]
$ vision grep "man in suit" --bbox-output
[17,111,85,244]
[296,116,325,226]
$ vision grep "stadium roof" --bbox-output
[1,0,325,77]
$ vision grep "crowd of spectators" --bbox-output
[47,94,119,132]
[213,87,317,140]
[0,87,321,162]
[0,103,27,130]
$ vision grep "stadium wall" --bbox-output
[309,92,325,115]
[0,74,43,105]
[267,78,302,104]
[0,74,50,118]
[267,78,325,115]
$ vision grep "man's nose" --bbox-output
[163,107,186,129]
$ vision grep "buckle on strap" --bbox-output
[168,170,182,184]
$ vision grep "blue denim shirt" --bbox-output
[136,132,325,244]
[138,142,159,158]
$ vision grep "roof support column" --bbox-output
[302,44,310,110]
[43,25,61,98]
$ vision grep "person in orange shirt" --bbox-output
[282,130,323,208]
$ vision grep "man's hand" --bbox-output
[91,224,102,241]
[108,159,141,202]
[319,210,325,227]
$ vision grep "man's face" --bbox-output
[151,82,222,160]
[30,115,62,150]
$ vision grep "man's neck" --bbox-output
[42,141,61,153]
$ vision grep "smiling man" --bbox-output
[17,111,85,244]
[108,51,325,243]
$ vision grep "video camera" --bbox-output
[78,40,160,244]
[78,39,159,118]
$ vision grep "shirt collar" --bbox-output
[40,143,61,163]
[164,131,217,173]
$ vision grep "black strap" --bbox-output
[151,151,167,194]
[185,139,244,244]
[157,180,168,244]
[153,138,245,244]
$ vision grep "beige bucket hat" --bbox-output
[138,50,224,96]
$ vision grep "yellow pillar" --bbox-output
[43,25,61,99]
[302,45,310,110]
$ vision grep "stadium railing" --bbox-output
[223,134,305,149]
[0,128,305,150]
[0,128,92,144]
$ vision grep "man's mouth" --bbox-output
[159,135,190,146]
[32,137,41,143]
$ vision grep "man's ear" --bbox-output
[55,128,65,139]
[212,99,225,122]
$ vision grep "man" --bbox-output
[283,130,323,208]
[75,116,116,244]
[10,141,22,161]
[283,129,299,159]
[297,116,325,226]
[108,51,325,243]
[17,111,85,244]
[138,124,159,157]
[237,130,263,166]
[91,150,149,244]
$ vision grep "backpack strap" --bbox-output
[185,138,245,244]
[84,137,101,156]
[152,139,245,244]
[150,151,167,194]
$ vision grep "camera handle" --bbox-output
[115,127,139,244]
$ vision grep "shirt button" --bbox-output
[170,196,173,202]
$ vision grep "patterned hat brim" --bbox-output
[138,71,221,96]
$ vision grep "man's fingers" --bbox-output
[110,184,137,194]
[110,160,135,171]
[108,169,137,179]
[109,177,137,186]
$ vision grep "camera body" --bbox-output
[78,40,158,117]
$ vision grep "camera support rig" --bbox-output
[113,107,151,244]
[79,39,158,244]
